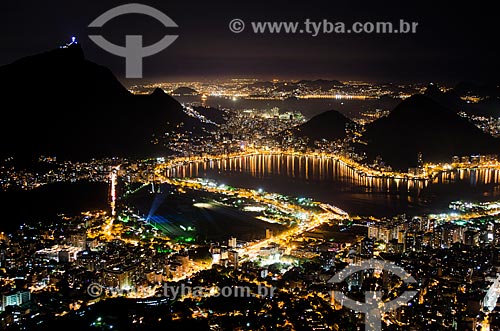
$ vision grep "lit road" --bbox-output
[155,148,500,182]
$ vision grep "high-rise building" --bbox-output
[464,230,478,246]
[103,265,137,290]
[228,237,237,248]
[368,225,378,240]
[368,224,391,242]
[1,291,31,311]
[209,245,222,264]
[175,253,190,273]
[69,233,87,249]
[440,224,465,248]
[417,152,423,168]
[359,237,374,258]
[404,232,424,252]
[494,223,500,246]
[432,228,443,249]
[404,232,415,252]
[228,250,239,268]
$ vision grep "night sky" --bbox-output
[0,0,498,83]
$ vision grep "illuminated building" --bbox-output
[228,250,239,268]
[1,291,31,311]
[359,237,374,258]
[404,231,424,252]
[417,152,423,168]
[69,233,87,249]
[35,245,83,263]
[103,265,137,290]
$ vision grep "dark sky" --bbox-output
[0,0,498,84]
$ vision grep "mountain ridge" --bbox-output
[360,94,500,170]
[0,44,209,161]
[283,109,353,143]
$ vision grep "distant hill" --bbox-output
[297,79,344,90]
[467,97,500,117]
[251,79,344,89]
[0,44,209,161]
[360,95,500,170]
[424,82,500,117]
[171,86,199,96]
[453,81,500,98]
[284,109,353,143]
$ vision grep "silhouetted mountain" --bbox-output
[130,88,213,134]
[453,81,500,98]
[0,44,209,161]
[285,109,353,142]
[424,82,500,118]
[423,83,464,107]
[192,106,227,125]
[467,97,500,117]
[361,95,500,170]
[451,81,500,117]
[171,86,199,96]
[0,44,129,102]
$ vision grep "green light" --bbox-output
[176,236,195,243]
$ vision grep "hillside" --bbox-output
[285,109,354,143]
[360,95,500,170]
[0,44,209,160]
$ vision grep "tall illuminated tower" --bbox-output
[110,166,119,217]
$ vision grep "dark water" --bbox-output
[2,154,499,234]
[174,96,399,119]
[165,154,500,217]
